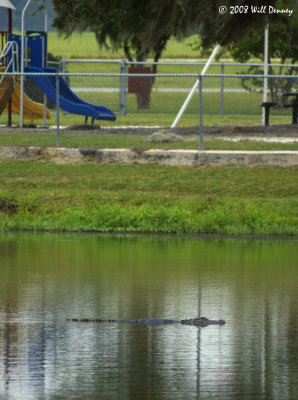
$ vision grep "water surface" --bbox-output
[0,233,297,399]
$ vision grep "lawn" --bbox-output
[0,85,293,129]
[0,131,297,151]
[48,33,202,60]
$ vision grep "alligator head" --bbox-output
[180,317,225,327]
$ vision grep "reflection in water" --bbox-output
[0,233,297,399]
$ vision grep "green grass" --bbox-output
[48,33,201,60]
[63,60,267,76]
[0,160,297,236]
[0,112,292,129]
[0,87,293,128]
[0,132,297,150]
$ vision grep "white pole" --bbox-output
[262,24,269,126]
[171,44,220,128]
[20,0,32,128]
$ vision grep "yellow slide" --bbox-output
[5,79,51,123]
[1,67,51,122]
[0,75,15,116]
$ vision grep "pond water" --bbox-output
[0,233,297,400]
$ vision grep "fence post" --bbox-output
[120,59,127,115]
[56,72,60,147]
[61,57,66,74]
[199,75,203,150]
[43,92,47,128]
[220,64,224,117]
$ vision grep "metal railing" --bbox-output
[61,58,298,68]
[61,59,298,116]
[0,71,297,150]
[0,41,19,79]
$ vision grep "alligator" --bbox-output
[67,317,225,327]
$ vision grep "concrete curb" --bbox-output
[0,146,298,167]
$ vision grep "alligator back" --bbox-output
[67,318,177,324]
[67,317,225,327]
[119,319,177,324]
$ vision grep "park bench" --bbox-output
[260,101,276,126]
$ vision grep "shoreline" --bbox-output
[1,230,297,240]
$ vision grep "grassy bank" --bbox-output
[0,160,297,236]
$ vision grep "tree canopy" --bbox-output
[51,0,295,63]
[51,0,199,64]
[231,1,297,63]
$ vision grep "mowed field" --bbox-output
[47,32,201,59]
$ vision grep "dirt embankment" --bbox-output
[64,123,298,138]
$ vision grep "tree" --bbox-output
[51,0,199,109]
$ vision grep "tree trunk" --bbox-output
[268,61,296,108]
[137,92,151,109]
[129,35,169,110]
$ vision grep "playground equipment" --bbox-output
[19,0,115,126]
[2,69,51,123]
[0,72,14,116]
[0,0,15,124]
[26,66,116,121]
[0,0,51,124]
[1,0,116,127]
[1,63,51,122]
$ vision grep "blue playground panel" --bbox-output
[8,32,46,69]
[27,31,47,68]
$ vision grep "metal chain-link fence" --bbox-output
[0,71,297,150]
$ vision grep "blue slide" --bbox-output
[25,66,116,121]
